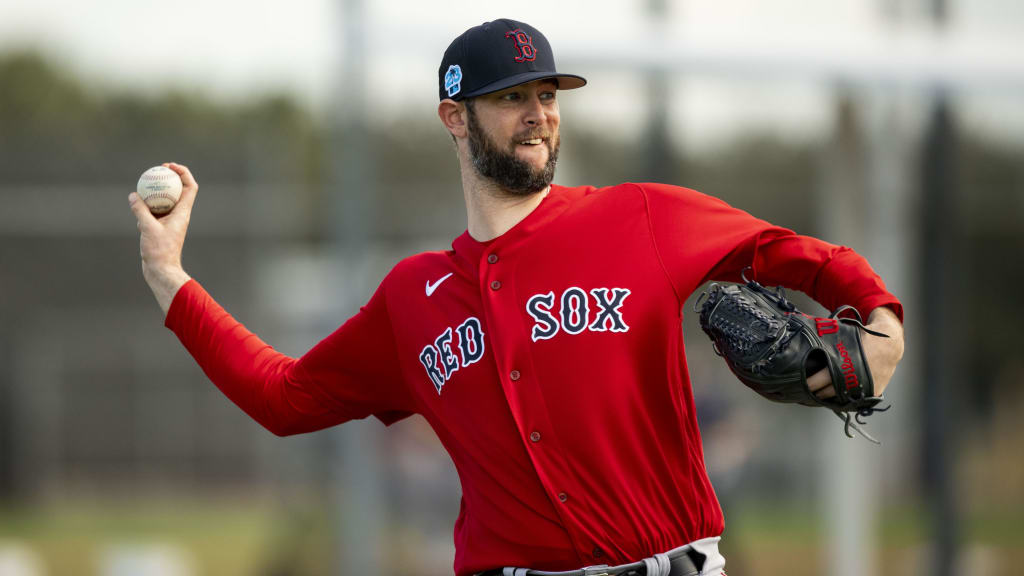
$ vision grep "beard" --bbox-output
[466,104,560,197]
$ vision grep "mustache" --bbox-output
[512,130,552,142]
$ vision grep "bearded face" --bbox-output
[465,100,560,196]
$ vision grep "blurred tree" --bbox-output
[0,51,101,184]
[959,138,1024,422]
[0,51,323,194]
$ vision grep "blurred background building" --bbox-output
[1,0,1023,575]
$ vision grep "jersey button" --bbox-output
[487,254,498,264]
[558,492,568,503]
[592,547,604,559]
[510,370,521,381]
[490,280,502,290]
[529,431,541,443]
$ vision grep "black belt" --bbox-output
[477,546,703,576]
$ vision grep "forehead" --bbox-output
[489,78,559,96]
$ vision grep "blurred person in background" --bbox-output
[128,18,904,576]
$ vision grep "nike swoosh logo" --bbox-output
[425,272,454,297]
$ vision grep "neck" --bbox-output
[460,157,551,242]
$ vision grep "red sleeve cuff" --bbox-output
[855,294,904,324]
[164,278,203,332]
[814,249,904,324]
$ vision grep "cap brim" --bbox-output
[457,71,587,100]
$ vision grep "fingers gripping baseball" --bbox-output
[129,162,195,269]
[129,162,196,315]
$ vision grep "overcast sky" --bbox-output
[2,0,1023,147]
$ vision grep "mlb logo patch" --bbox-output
[445,64,463,97]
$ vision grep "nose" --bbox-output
[522,94,547,127]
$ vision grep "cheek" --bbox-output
[548,102,560,124]
[495,121,519,144]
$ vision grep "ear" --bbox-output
[438,99,468,139]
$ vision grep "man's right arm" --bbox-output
[128,163,414,434]
[164,278,415,434]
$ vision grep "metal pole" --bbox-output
[921,95,958,576]
[817,94,876,576]
[334,0,372,249]
[921,2,958,574]
[642,0,674,183]
[862,5,923,576]
[862,52,918,576]
[331,0,382,574]
[0,325,12,502]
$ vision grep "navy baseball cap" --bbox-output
[439,19,587,101]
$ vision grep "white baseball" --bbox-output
[136,166,183,216]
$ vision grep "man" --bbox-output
[129,19,904,576]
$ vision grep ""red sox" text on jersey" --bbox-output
[419,317,485,395]
[419,287,630,394]
[527,287,630,341]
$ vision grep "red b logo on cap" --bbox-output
[505,29,537,62]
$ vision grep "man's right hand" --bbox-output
[128,162,198,317]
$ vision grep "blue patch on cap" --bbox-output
[445,65,463,97]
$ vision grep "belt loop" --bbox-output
[642,552,671,576]
[502,568,529,576]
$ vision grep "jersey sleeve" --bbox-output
[638,182,903,322]
[164,279,415,436]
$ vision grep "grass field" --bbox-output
[722,502,1023,576]
[2,498,1021,575]
[0,496,332,576]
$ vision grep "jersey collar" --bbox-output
[452,184,577,270]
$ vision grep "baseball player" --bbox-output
[128,19,905,576]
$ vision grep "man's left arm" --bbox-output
[717,232,905,397]
[636,182,905,396]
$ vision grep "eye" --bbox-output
[540,91,557,101]
[501,92,522,101]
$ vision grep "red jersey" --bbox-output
[165,183,902,575]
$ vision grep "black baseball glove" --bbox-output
[695,272,890,442]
